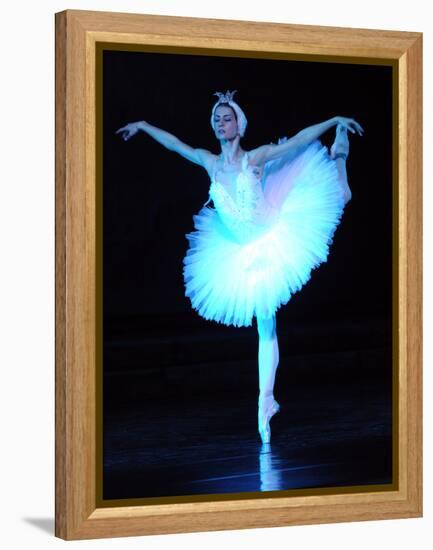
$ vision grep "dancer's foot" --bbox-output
[330,124,350,161]
[331,124,352,203]
[258,394,280,444]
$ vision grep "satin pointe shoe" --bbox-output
[330,124,350,161]
[258,395,280,444]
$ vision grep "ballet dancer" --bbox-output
[116,90,363,445]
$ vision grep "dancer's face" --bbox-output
[213,105,239,141]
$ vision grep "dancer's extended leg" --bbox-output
[330,124,352,204]
[257,315,280,444]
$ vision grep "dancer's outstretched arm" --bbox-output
[115,120,214,173]
[250,116,363,165]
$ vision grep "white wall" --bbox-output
[0,1,430,548]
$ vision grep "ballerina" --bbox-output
[116,90,363,445]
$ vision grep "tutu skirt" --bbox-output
[182,140,346,327]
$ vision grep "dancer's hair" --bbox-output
[210,90,248,137]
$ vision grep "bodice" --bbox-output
[205,152,278,243]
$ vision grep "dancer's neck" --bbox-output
[219,137,244,165]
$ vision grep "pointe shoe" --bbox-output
[258,396,280,444]
[330,124,350,161]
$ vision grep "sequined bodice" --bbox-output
[206,152,277,243]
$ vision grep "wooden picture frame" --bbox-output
[55,9,422,540]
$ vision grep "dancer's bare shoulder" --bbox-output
[245,145,269,168]
[169,139,216,173]
[194,148,218,177]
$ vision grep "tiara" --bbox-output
[213,90,237,103]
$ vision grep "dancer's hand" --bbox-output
[334,116,364,136]
[115,122,143,141]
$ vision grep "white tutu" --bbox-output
[182,139,346,327]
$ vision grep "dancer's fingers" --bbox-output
[347,120,363,135]
[350,120,364,135]
[354,121,364,135]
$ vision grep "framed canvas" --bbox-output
[55,9,422,540]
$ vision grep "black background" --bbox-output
[103,49,392,327]
[102,48,393,500]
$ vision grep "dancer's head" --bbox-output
[210,90,248,140]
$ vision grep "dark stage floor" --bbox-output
[102,316,393,501]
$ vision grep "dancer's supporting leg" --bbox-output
[257,314,280,444]
[330,124,352,205]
